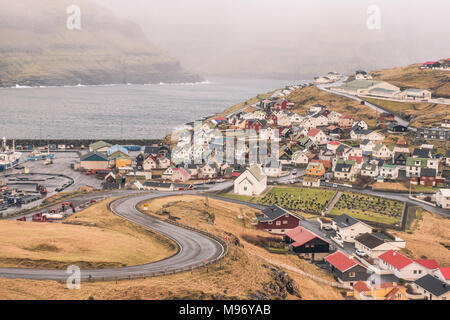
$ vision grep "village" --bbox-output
[44,63,448,300]
[0,59,449,301]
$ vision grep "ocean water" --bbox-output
[0,78,306,139]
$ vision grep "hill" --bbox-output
[371,61,450,98]
[0,0,202,87]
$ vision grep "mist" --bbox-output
[91,0,450,79]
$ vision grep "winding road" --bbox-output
[0,191,226,281]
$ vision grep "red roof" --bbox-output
[378,250,413,270]
[311,159,331,168]
[341,115,352,119]
[285,226,328,247]
[231,172,241,177]
[423,61,437,65]
[414,259,439,270]
[307,128,321,137]
[214,117,227,121]
[325,251,365,272]
[353,280,370,292]
[348,156,363,164]
[438,267,450,280]
[328,140,340,146]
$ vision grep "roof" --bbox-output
[420,168,436,177]
[332,214,360,228]
[328,140,340,146]
[80,152,108,162]
[438,267,450,280]
[438,189,450,197]
[362,162,377,171]
[107,145,129,156]
[353,280,370,292]
[307,128,321,137]
[414,274,450,297]
[338,79,382,90]
[406,157,428,167]
[258,205,295,222]
[325,251,365,272]
[412,148,430,158]
[378,250,413,270]
[247,164,266,182]
[334,163,353,173]
[355,233,385,249]
[285,226,328,247]
[89,140,112,150]
[414,259,439,270]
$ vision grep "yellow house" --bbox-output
[115,157,132,168]
[353,281,408,300]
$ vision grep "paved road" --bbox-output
[0,191,225,281]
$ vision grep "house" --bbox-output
[332,214,373,243]
[198,163,218,179]
[360,139,375,156]
[350,129,385,142]
[380,164,398,180]
[353,281,408,300]
[143,181,175,191]
[387,123,408,133]
[327,111,342,124]
[324,251,370,286]
[334,162,357,181]
[354,233,396,259]
[393,152,409,166]
[416,127,450,141]
[377,250,428,281]
[291,150,309,166]
[306,162,325,177]
[143,155,157,171]
[361,162,378,178]
[402,88,432,100]
[309,104,327,114]
[421,61,441,69]
[415,259,440,273]
[307,128,328,145]
[262,161,283,177]
[412,148,432,159]
[413,274,450,300]
[352,120,368,131]
[433,267,450,284]
[284,226,330,259]
[302,176,321,188]
[436,189,450,209]
[256,205,301,234]
[171,167,191,182]
[89,141,112,153]
[442,119,450,129]
[446,150,450,166]
[234,164,267,196]
[355,70,372,80]
[327,140,341,152]
[338,115,354,128]
[372,144,393,160]
[332,80,399,97]
[311,113,329,126]
[80,152,109,170]
[417,168,437,186]
[162,166,174,180]
[379,112,395,121]
[406,157,434,177]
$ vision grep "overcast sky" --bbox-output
[95,0,450,78]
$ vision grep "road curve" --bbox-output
[0,191,225,281]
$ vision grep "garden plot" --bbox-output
[330,192,404,226]
[258,187,336,214]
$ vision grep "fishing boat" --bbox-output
[27,148,55,161]
[0,137,22,171]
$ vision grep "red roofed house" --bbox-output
[171,167,191,183]
[284,226,330,260]
[433,267,450,284]
[378,250,428,281]
[353,280,408,300]
[415,259,440,271]
[325,251,369,286]
[327,140,341,151]
[339,115,354,128]
[307,128,328,145]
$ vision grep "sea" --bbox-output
[0,78,308,140]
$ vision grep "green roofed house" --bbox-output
[89,141,112,153]
[406,157,428,178]
[361,162,379,178]
[80,152,109,170]
[331,79,401,98]
[380,163,398,180]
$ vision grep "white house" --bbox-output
[291,150,310,166]
[379,164,399,180]
[361,162,379,178]
[307,128,328,145]
[234,164,267,196]
[436,189,450,209]
[378,250,429,281]
[332,214,373,243]
[372,144,393,160]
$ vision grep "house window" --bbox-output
[349,272,356,278]
[268,221,273,225]
[276,221,281,226]
[283,220,288,225]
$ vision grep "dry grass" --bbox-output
[372,182,409,192]
[287,86,378,126]
[0,199,177,269]
[394,210,450,266]
[372,63,450,98]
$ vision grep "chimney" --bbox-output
[393,252,397,256]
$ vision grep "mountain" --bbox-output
[0,0,202,87]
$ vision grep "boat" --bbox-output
[0,137,22,171]
[27,149,55,161]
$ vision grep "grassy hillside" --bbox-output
[371,62,450,98]
[287,85,378,126]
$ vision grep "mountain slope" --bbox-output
[0,0,202,87]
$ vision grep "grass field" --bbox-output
[394,209,450,266]
[363,97,449,128]
[0,199,177,269]
[258,187,336,214]
[330,192,404,226]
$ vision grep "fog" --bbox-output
[91,0,450,78]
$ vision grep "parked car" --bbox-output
[355,249,368,257]
[323,225,332,231]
